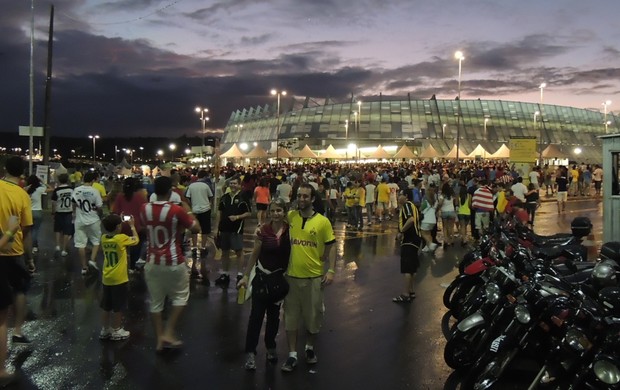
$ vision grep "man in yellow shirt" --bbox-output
[0,156,34,359]
[375,178,391,222]
[92,172,108,203]
[343,182,356,229]
[281,183,335,372]
[354,181,366,231]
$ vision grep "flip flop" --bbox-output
[392,295,411,303]
[162,340,184,349]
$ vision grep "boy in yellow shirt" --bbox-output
[99,214,139,341]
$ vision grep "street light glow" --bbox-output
[574,147,582,154]
[240,143,249,151]
[454,50,464,60]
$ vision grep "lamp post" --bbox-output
[88,135,99,166]
[442,124,447,139]
[271,89,287,162]
[455,50,464,162]
[357,100,362,136]
[169,143,176,162]
[139,146,144,162]
[157,149,164,163]
[344,119,349,159]
[484,118,489,139]
[538,83,546,164]
[195,107,209,159]
[603,100,612,133]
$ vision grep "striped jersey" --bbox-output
[140,201,195,265]
[399,201,422,248]
[471,186,495,212]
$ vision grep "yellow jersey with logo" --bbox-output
[101,233,139,286]
[0,179,33,256]
[287,211,335,278]
[344,188,356,207]
[376,182,390,203]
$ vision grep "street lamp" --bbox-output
[139,146,144,162]
[271,89,287,162]
[195,106,209,159]
[455,50,464,162]
[442,124,447,139]
[538,83,546,163]
[357,100,362,135]
[169,143,176,162]
[88,135,100,166]
[484,118,489,139]
[603,100,612,133]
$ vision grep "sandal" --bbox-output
[392,294,411,303]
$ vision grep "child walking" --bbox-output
[99,214,139,341]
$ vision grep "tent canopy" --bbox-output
[245,145,269,158]
[275,147,293,158]
[444,144,468,159]
[467,144,489,159]
[489,144,510,159]
[393,145,416,159]
[220,143,246,158]
[294,145,318,159]
[320,145,344,159]
[541,144,569,159]
[419,144,441,158]
[367,145,393,159]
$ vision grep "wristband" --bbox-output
[327,269,335,274]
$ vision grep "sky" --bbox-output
[2,0,620,139]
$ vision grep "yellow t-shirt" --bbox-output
[92,182,107,200]
[287,210,336,278]
[356,187,365,206]
[101,233,139,286]
[376,182,390,203]
[0,179,33,256]
[344,188,356,207]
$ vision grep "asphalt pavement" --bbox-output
[3,197,604,390]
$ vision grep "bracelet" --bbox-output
[327,269,335,274]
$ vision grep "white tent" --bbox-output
[489,144,511,159]
[220,143,246,158]
[294,145,318,159]
[444,144,468,159]
[245,145,269,159]
[467,144,489,159]
[419,144,442,159]
[319,145,344,159]
[367,145,394,159]
[393,145,416,159]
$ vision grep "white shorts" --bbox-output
[144,262,190,313]
[73,221,102,248]
[388,199,398,209]
[557,191,568,202]
[475,212,490,231]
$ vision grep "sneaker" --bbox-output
[214,274,230,289]
[421,246,431,253]
[61,250,68,257]
[32,247,38,254]
[99,328,112,340]
[244,353,256,370]
[429,243,438,251]
[81,268,88,275]
[88,260,99,271]
[55,246,61,252]
[305,349,318,364]
[110,328,130,341]
[281,356,298,372]
[236,274,243,284]
[266,349,278,364]
[367,221,372,226]
[136,258,146,267]
[11,334,31,346]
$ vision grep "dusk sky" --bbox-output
[2,0,620,139]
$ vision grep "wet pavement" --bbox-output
[4,197,603,390]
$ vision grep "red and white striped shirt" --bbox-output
[140,201,195,265]
[471,186,495,212]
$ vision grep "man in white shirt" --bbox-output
[185,170,214,258]
[528,168,540,190]
[592,165,603,196]
[72,171,103,274]
[511,176,528,202]
[276,179,293,207]
[365,180,377,225]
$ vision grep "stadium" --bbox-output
[222,95,617,162]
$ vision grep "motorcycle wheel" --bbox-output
[451,277,484,320]
[444,328,483,369]
[443,277,463,310]
[470,348,518,390]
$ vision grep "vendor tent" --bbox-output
[467,144,489,159]
[444,144,468,159]
[541,144,569,159]
[220,143,245,158]
[320,145,344,159]
[368,145,394,159]
[275,147,294,159]
[393,145,416,159]
[419,144,441,159]
[489,144,511,159]
[294,145,318,159]
[245,145,269,159]
[118,158,132,169]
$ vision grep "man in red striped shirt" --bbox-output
[471,180,495,237]
[140,176,200,352]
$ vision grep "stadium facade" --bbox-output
[223,94,616,161]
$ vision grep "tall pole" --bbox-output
[345,119,349,160]
[271,89,287,164]
[603,100,612,134]
[28,0,35,174]
[455,51,464,163]
[357,100,361,137]
[89,135,99,166]
[195,107,209,161]
[484,118,489,139]
[42,4,54,167]
[539,83,546,164]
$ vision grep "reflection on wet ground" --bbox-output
[5,198,603,389]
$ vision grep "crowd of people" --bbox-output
[0,155,604,384]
